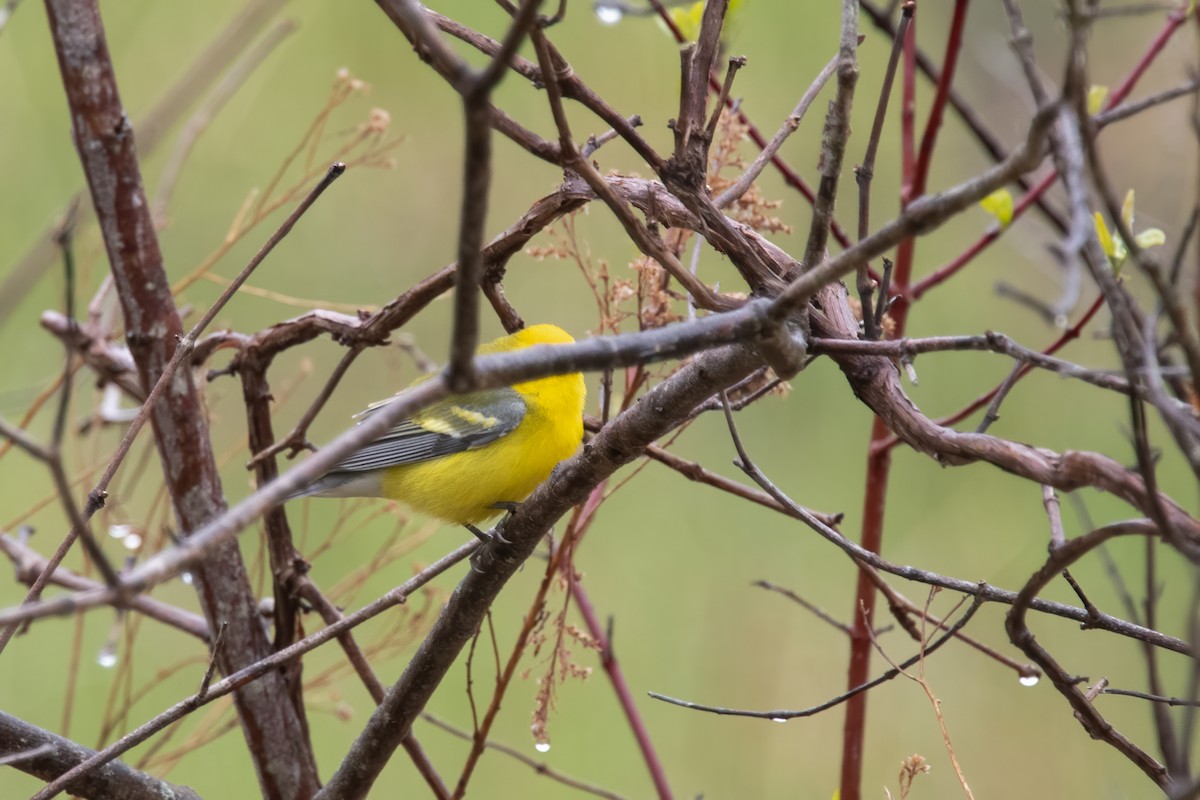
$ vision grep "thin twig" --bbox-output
[714,52,838,208]
[443,0,545,390]
[855,3,912,340]
[1103,688,1200,707]
[754,579,855,635]
[650,597,984,720]
[866,591,976,799]
[975,361,1023,434]
[1006,519,1169,788]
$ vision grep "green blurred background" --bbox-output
[1,1,1197,797]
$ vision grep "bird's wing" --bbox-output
[329,387,527,473]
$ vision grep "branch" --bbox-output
[650,597,983,720]
[42,1,321,793]
[1006,520,1169,787]
[0,711,200,800]
[0,533,209,641]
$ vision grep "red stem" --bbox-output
[912,168,1055,298]
[911,6,1185,299]
[570,574,674,799]
[894,4,1190,453]
[563,481,672,796]
[838,12,922,800]
[1107,7,1188,110]
[453,485,608,797]
[843,5,976,797]
[837,420,891,800]
[662,7,1188,800]
[910,0,970,202]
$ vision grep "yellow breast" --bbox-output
[380,370,585,524]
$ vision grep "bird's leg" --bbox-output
[464,520,512,546]
[461,502,521,550]
[464,523,492,542]
[463,524,492,574]
[488,501,523,545]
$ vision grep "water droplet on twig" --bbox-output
[97,643,117,668]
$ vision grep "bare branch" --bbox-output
[0,711,201,800]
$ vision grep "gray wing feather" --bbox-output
[329,388,526,473]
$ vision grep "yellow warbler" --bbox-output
[290,324,586,532]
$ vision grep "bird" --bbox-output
[289,324,586,539]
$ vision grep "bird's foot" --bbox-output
[464,522,512,546]
[485,501,521,546]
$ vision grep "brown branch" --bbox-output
[717,395,1188,653]
[236,187,587,369]
[0,313,782,630]
[0,533,209,641]
[7,160,346,667]
[530,25,740,312]
[237,354,312,731]
[671,0,728,159]
[855,4,912,340]
[705,55,746,142]
[422,6,662,170]
[1006,520,1169,788]
[443,0,545,390]
[0,710,201,800]
[38,311,146,401]
[449,491,608,797]
[800,0,859,277]
[818,285,1200,539]
[295,578,451,800]
[810,331,1144,397]
[223,94,1052,420]
[0,102,1121,633]
[42,1,321,794]
[0,416,52,463]
[373,0,563,163]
